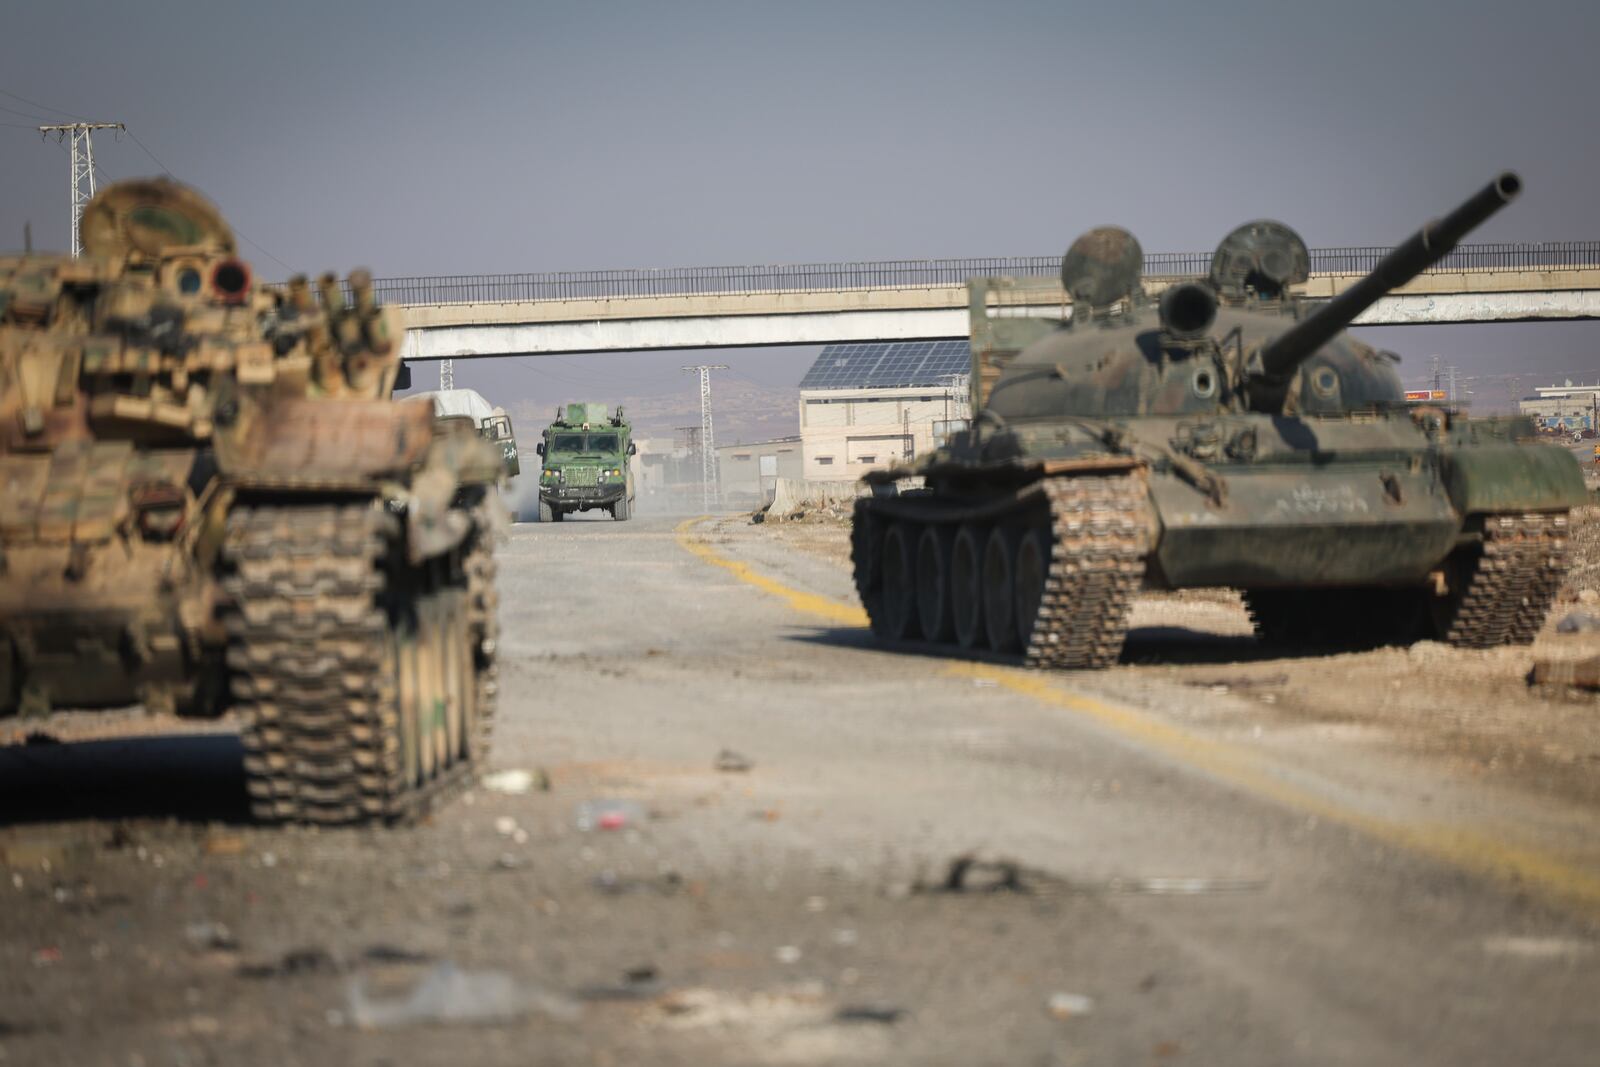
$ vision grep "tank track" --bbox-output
[1243,510,1570,652]
[1441,510,1570,648]
[853,471,1152,670]
[1026,475,1151,669]
[223,503,481,825]
[464,500,500,762]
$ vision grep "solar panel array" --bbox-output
[798,340,971,390]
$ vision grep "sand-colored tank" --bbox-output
[0,179,506,823]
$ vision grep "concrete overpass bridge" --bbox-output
[390,243,1600,362]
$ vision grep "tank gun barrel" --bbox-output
[1254,172,1521,390]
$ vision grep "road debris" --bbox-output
[835,1004,906,1025]
[183,921,237,952]
[201,834,246,857]
[576,965,663,1002]
[714,748,754,773]
[575,799,645,832]
[347,962,580,1028]
[481,769,547,795]
[1556,611,1600,634]
[1046,992,1095,1019]
[590,869,684,896]
[238,947,339,979]
[931,852,1029,894]
[1110,877,1267,895]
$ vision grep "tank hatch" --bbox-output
[1208,220,1309,301]
[1060,226,1143,309]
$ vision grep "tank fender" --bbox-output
[1442,444,1588,515]
[215,398,432,488]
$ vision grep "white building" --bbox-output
[1518,382,1600,430]
[796,341,971,481]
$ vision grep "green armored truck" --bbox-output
[535,402,637,521]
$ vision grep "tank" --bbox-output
[852,172,1587,667]
[533,402,637,521]
[0,178,507,823]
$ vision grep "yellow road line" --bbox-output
[675,516,1600,918]
[674,517,868,626]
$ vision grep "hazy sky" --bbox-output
[3,0,1597,413]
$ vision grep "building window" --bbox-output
[817,456,834,465]
[856,454,876,464]
[733,454,751,461]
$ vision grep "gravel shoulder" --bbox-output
[6,513,1600,1067]
[746,510,1600,814]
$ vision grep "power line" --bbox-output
[0,102,54,122]
[124,129,174,177]
[0,88,87,121]
[11,90,302,273]
[119,128,296,275]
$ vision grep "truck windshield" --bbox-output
[548,432,620,453]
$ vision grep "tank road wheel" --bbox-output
[878,522,922,642]
[225,503,488,825]
[982,527,1021,653]
[915,525,956,643]
[951,524,986,650]
[1013,525,1049,650]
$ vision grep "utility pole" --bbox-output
[37,122,124,257]
[682,364,728,512]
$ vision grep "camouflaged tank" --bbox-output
[852,172,1587,667]
[0,179,506,824]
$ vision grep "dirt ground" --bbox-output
[755,507,1600,813]
[7,514,1600,1066]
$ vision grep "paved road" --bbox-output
[3,512,1599,1066]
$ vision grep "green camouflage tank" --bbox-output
[852,173,1585,667]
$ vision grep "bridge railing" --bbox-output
[374,241,1600,307]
